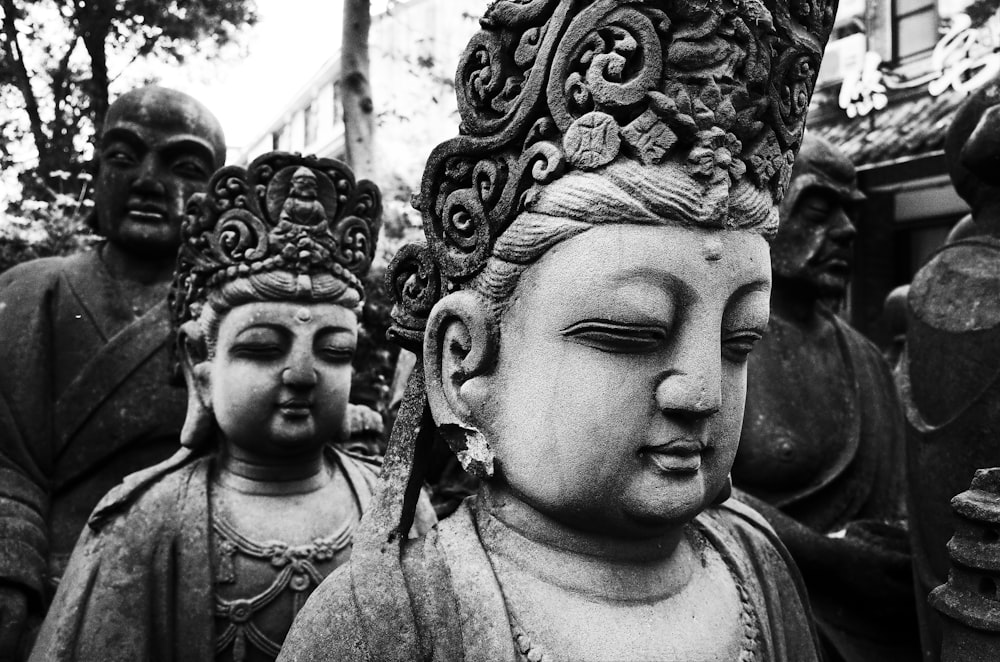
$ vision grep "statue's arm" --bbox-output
[0,263,60,655]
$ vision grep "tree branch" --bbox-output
[1,0,50,165]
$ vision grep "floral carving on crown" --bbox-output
[386,0,836,351]
[171,152,382,328]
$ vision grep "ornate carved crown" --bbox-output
[171,152,382,327]
[386,0,837,350]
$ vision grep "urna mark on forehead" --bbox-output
[103,86,226,164]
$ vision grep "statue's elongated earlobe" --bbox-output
[177,320,215,449]
[423,290,499,478]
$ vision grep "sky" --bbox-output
[152,0,395,150]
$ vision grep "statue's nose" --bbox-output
[655,371,721,420]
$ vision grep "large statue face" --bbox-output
[770,185,858,297]
[95,87,225,257]
[203,301,357,458]
[480,224,771,537]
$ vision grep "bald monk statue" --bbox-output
[898,75,1000,662]
[0,86,226,658]
[733,133,918,662]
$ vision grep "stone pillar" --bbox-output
[930,468,1000,662]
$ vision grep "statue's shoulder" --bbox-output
[0,250,97,291]
[706,497,782,546]
[910,236,1000,333]
[88,449,207,532]
[277,564,368,662]
[335,446,383,471]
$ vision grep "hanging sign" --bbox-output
[838,8,1000,117]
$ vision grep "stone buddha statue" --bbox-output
[278,1,838,660]
[0,86,225,658]
[898,75,1000,661]
[733,133,918,661]
[28,153,435,662]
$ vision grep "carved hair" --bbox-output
[470,157,776,322]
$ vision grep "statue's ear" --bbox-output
[177,320,215,449]
[423,291,499,477]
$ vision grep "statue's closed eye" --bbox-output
[561,321,667,353]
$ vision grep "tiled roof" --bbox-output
[808,87,967,167]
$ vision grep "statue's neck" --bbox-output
[476,486,692,602]
[100,241,176,286]
[218,442,330,495]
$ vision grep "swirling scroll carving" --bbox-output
[171,151,383,329]
[410,0,837,339]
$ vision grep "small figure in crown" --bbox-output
[28,153,436,662]
[279,167,328,227]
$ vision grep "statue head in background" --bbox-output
[93,86,226,257]
[770,133,863,299]
[170,152,382,459]
[947,76,1000,231]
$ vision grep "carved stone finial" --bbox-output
[170,152,382,329]
[386,0,839,351]
[930,468,1000,661]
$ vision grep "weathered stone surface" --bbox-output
[902,75,1000,662]
[279,1,838,660]
[0,85,225,659]
[930,469,1000,662]
[735,133,919,662]
[29,154,435,662]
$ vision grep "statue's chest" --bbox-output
[210,508,356,662]
[736,319,858,497]
[493,534,754,661]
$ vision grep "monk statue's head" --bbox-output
[375,0,836,541]
[946,74,1000,231]
[770,133,863,299]
[93,86,226,257]
[169,153,381,459]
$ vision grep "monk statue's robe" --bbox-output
[29,446,435,661]
[736,308,914,661]
[278,496,821,662]
[0,248,185,610]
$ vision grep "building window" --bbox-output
[272,127,286,151]
[894,0,939,61]
[332,81,341,125]
[304,102,318,147]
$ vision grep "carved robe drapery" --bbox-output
[0,247,185,607]
[28,447,425,662]
[278,498,821,662]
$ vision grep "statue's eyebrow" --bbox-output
[99,127,144,152]
[158,137,216,166]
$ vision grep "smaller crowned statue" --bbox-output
[29,153,435,662]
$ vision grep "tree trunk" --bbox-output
[341,0,375,180]
[77,5,112,132]
[1,0,50,173]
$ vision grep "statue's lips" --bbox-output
[278,398,313,418]
[125,204,168,222]
[813,248,853,272]
[641,439,706,475]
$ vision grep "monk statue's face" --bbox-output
[95,87,225,257]
[198,300,358,459]
[473,224,771,537]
